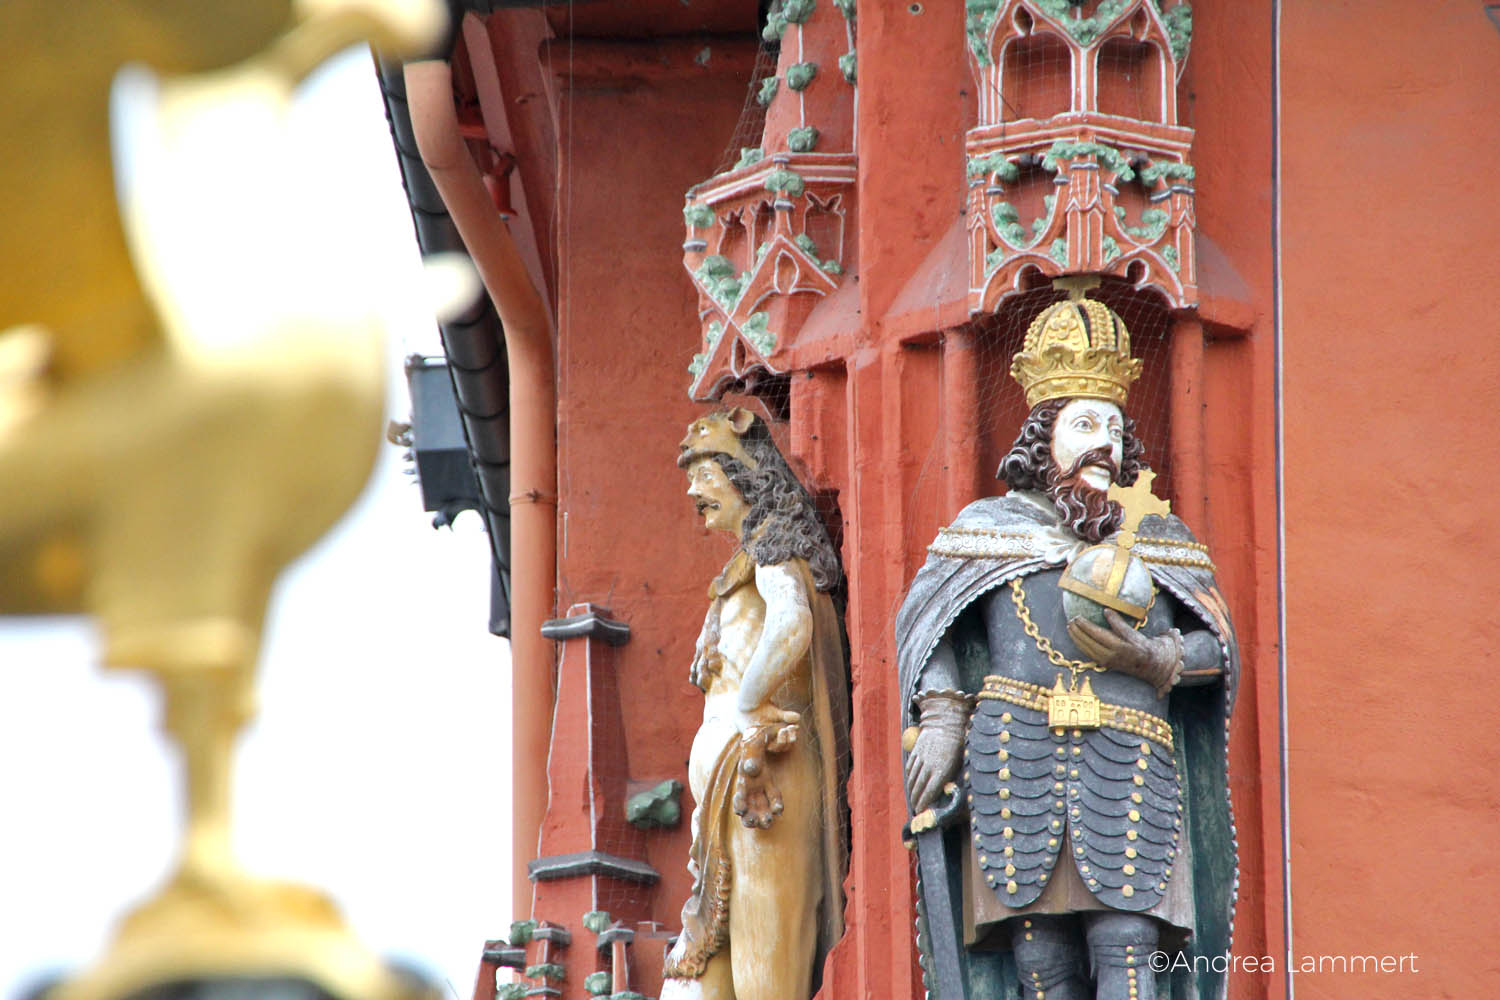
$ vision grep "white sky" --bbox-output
[0,49,512,1000]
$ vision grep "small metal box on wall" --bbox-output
[403,354,512,637]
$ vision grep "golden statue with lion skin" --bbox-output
[662,409,849,1000]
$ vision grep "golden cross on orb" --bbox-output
[1108,469,1171,547]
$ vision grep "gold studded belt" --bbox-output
[976,675,1174,752]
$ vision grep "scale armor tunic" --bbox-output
[897,491,1239,997]
[961,567,1185,922]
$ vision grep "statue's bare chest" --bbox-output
[712,584,766,685]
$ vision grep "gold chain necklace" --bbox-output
[1009,576,1152,690]
[1010,577,1100,680]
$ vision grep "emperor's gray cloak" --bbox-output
[895,492,1239,1000]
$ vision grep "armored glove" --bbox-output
[1067,610,1184,698]
[903,691,970,813]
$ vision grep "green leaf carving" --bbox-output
[1030,0,1130,45]
[1123,207,1169,242]
[624,779,683,829]
[683,204,714,229]
[1140,160,1195,186]
[967,151,1018,183]
[786,62,817,91]
[742,312,777,355]
[990,202,1027,245]
[783,0,816,24]
[838,51,856,83]
[1163,3,1193,63]
[966,0,1002,63]
[787,126,820,153]
[764,169,806,197]
[1042,140,1134,182]
[694,257,747,308]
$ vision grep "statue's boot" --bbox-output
[1011,915,1090,1000]
[1085,912,1160,1000]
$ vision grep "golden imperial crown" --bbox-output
[1010,295,1142,409]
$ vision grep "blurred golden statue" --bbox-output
[0,4,447,999]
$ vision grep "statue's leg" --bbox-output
[1010,915,1090,1000]
[661,712,740,999]
[1083,912,1159,1000]
[725,738,822,1000]
[700,949,736,999]
[661,950,733,1000]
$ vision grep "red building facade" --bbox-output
[403,3,1500,998]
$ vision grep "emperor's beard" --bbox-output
[1044,446,1124,544]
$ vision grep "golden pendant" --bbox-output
[1049,674,1101,731]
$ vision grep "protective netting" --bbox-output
[1096,11,1194,129]
[912,278,1178,521]
[995,28,1073,122]
[1096,33,1167,123]
[705,0,861,178]
[981,3,1195,130]
[709,39,780,177]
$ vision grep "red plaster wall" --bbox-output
[819,6,975,996]
[547,37,759,929]
[1190,3,1283,997]
[1280,3,1500,998]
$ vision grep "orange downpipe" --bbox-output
[405,58,556,922]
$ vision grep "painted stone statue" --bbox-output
[896,294,1238,1000]
[662,408,848,1000]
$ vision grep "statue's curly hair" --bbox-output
[996,398,1146,491]
[707,419,842,593]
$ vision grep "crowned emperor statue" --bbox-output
[896,290,1239,1000]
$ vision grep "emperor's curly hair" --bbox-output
[996,398,1147,491]
[709,420,842,592]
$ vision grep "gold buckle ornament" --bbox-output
[1048,675,1102,730]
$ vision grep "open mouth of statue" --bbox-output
[696,500,719,517]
